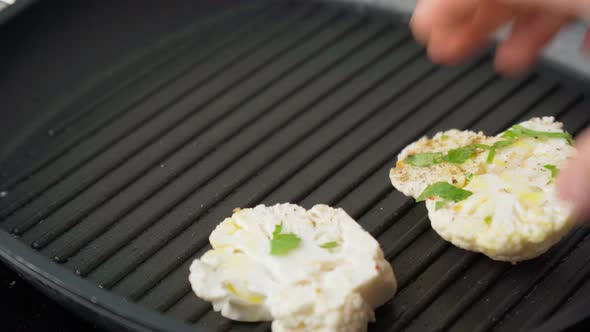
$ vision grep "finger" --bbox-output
[410,0,439,45]
[428,0,513,64]
[557,128,590,222]
[499,0,590,21]
[410,0,478,46]
[494,11,570,75]
[431,0,481,27]
[583,28,590,54]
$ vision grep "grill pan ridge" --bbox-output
[1,0,590,331]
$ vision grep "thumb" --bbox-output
[557,128,590,221]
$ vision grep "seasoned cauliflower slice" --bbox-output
[189,204,397,332]
[390,117,577,263]
[390,129,495,197]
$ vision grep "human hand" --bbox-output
[410,0,590,75]
[411,0,590,221]
[558,130,590,221]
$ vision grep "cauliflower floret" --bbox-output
[189,204,396,331]
[390,129,494,197]
[390,117,576,262]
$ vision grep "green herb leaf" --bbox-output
[319,241,338,249]
[484,215,492,224]
[417,182,473,202]
[544,164,558,178]
[273,225,283,237]
[501,131,518,139]
[445,146,476,164]
[473,143,492,150]
[507,125,573,145]
[441,134,450,140]
[435,201,445,210]
[404,152,445,167]
[404,137,516,168]
[481,140,514,164]
[270,225,301,255]
[465,172,473,182]
[486,148,497,164]
[493,139,514,149]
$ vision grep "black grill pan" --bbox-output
[1,0,590,331]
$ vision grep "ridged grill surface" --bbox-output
[1,1,590,331]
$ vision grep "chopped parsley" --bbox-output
[319,241,339,249]
[435,201,445,210]
[403,146,476,167]
[270,225,301,255]
[492,139,516,149]
[487,148,497,164]
[503,125,573,145]
[474,140,514,163]
[473,143,492,150]
[544,164,558,178]
[403,124,571,168]
[404,152,445,166]
[501,130,517,139]
[465,172,473,182]
[417,182,473,202]
[405,139,513,167]
[445,146,477,164]
[484,215,492,224]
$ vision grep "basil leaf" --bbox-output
[319,241,338,249]
[270,225,301,255]
[508,125,573,145]
[544,164,558,178]
[417,182,473,202]
[435,201,445,210]
[404,152,445,167]
[445,146,476,164]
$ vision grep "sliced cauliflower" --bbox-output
[390,117,576,263]
[391,129,494,197]
[189,204,396,332]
